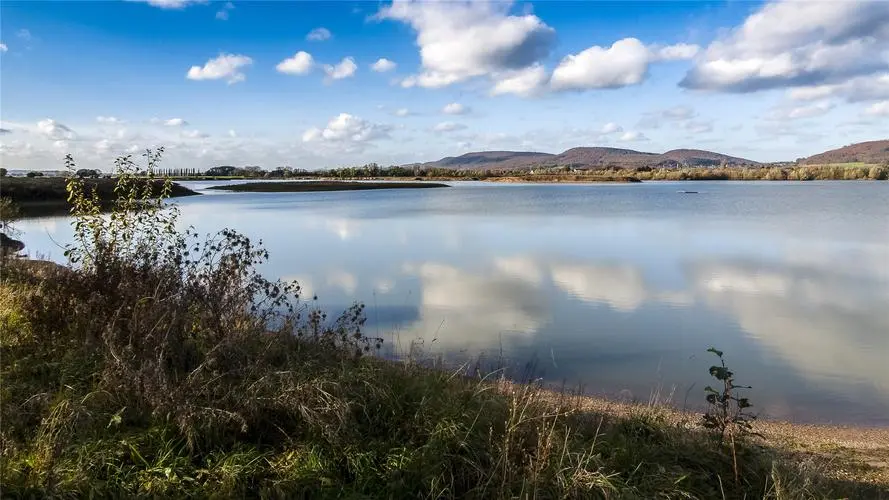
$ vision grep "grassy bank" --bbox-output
[208,181,450,192]
[0,176,199,217]
[2,151,887,498]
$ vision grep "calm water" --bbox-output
[17,181,889,425]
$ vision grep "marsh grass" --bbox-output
[1,150,885,498]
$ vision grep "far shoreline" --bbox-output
[206,180,451,192]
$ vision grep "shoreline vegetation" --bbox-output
[2,150,888,498]
[165,163,889,183]
[207,180,451,192]
[0,177,199,217]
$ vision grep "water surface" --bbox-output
[18,181,889,425]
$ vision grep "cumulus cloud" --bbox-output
[433,121,467,133]
[0,43,7,53]
[276,51,314,75]
[442,102,470,115]
[36,119,76,140]
[186,53,252,84]
[377,0,556,89]
[767,101,835,120]
[619,131,648,142]
[215,1,234,20]
[490,64,549,97]
[371,58,397,72]
[96,116,124,124]
[600,122,623,134]
[865,101,889,117]
[302,113,391,145]
[306,27,332,41]
[681,1,889,93]
[788,74,889,103]
[323,57,357,80]
[163,118,188,127]
[551,38,697,91]
[651,43,700,61]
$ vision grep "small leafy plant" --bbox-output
[702,348,756,441]
[702,347,757,484]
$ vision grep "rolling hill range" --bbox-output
[801,140,889,165]
[408,147,759,171]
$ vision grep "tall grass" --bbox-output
[1,150,884,498]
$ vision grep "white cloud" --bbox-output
[215,1,234,20]
[323,57,357,80]
[619,131,648,142]
[490,64,549,97]
[276,51,314,75]
[652,43,700,61]
[681,1,889,92]
[186,53,252,84]
[433,121,467,133]
[551,38,697,91]
[377,0,556,90]
[306,27,332,41]
[164,118,188,127]
[767,101,835,120]
[36,119,76,140]
[302,113,391,144]
[787,74,889,103]
[552,38,649,90]
[128,0,205,9]
[600,122,623,134]
[394,108,411,117]
[442,102,470,115]
[371,58,397,72]
[96,116,124,124]
[182,129,209,139]
[865,101,889,117]
[16,29,32,40]
[0,43,7,53]
[228,129,237,137]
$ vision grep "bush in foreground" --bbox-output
[1,151,883,498]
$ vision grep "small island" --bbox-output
[208,181,451,192]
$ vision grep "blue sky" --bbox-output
[1,0,887,170]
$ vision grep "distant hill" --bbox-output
[408,147,758,171]
[802,140,889,165]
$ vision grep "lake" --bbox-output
[16,180,889,426]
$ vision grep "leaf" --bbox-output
[706,347,724,358]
